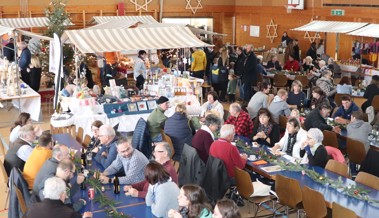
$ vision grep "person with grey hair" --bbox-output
[209,124,248,178]
[123,142,178,198]
[316,69,336,98]
[93,124,118,168]
[99,137,149,185]
[26,177,92,218]
[32,144,70,199]
[192,114,221,162]
[4,124,36,175]
[300,128,328,168]
[225,103,253,138]
[18,41,32,85]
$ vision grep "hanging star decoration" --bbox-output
[266,19,278,43]
[130,0,153,11]
[185,0,203,14]
[304,31,321,43]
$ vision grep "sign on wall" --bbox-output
[250,26,260,37]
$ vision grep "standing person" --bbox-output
[204,46,215,82]
[227,63,237,103]
[234,46,246,100]
[191,47,207,79]
[316,39,325,57]
[281,32,291,47]
[18,41,32,86]
[3,38,15,62]
[362,75,379,112]
[134,50,147,90]
[168,184,213,218]
[147,96,169,142]
[306,42,317,61]
[292,39,301,62]
[242,44,258,101]
[210,57,221,97]
[29,55,42,92]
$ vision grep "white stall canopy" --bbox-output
[61,26,212,53]
[347,24,379,38]
[91,15,158,24]
[292,20,368,33]
[0,25,52,41]
[86,20,140,30]
[0,17,73,28]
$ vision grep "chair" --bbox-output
[223,109,230,121]
[234,167,275,217]
[275,174,303,218]
[0,157,9,210]
[82,134,91,148]
[301,186,327,218]
[372,95,379,114]
[322,130,339,149]
[334,93,350,107]
[50,125,76,138]
[294,75,310,98]
[346,137,366,165]
[0,137,5,157]
[325,160,349,178]
[76,127,84,144]
[272,74,288,94]
[42,93,54,114]
[332,202,357,218]
[161,129,175,159]
[355,172,379,190]
[279,115,288,132]
[13,182,27,215]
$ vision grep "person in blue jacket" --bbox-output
[333,95,360,124]
[94,124,118,169]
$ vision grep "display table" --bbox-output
[51,95,201,136]
[0,85,41,121]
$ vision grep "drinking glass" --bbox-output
[86,153,92,167]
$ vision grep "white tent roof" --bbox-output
[61,26,211,53]
[91,15,158,24]
[292,20,368,33]
[347,24,379,38]
[139,23,227,36]
[86,20,140,30]
[0,25,52,41]
[0,25,14,36]
[0,17,73,28]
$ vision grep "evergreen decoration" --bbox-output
[45,0,70,37]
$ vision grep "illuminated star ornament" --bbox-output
[304,31,321,43]
[185,0,203,14]
[266,19,278,43]
[130,0,153,11]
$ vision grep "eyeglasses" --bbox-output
[307,136,313,140]
[91,128,99,132]
[153,150,165,153]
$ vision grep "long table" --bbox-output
[53,133,155,218]
[241,146,379,217]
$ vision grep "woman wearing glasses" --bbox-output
[87,120,103,152]
[300,128,328,168]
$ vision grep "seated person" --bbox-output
[302,56,314,72]
[304,103,341,133]
[300,128,329,168]
[272,117,307,159]
[316,70,336,101]
[213,199,241,218]
[33,144,70,198]
[336,77,353,94]
[40,160,86,212]
[266,54,282,71]
[26,177,92,218]
[4,124,36,175]
[100,138,149,185]
[256,55,267,76]
[333,95,360,124]
[9,112,32,143]
[192,114,221,163]
[164,103,194,162]
[252,108,280,147]
[290,108,305,124]
[347,111,372,152]
[200,91,224,122]
[268,89,291,124]
[225,103,253,139]
[209,124,247,178]
[93,124,118,169]
[87,120,103,152]
[247,82,273,120]
[123,142,178,198]
[283,54,300,71]
[310,86,329,109]
[145,161,180,218]
[287,80,307,110]
[147,96,169,142]
[362,75,379,112]
[23,132,53,189]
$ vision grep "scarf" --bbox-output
[286,132,298,155]
[257,123,273,137]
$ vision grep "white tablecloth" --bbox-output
[0,85,41,121]
[52,95,201,136]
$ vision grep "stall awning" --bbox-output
[292,20,368,33]
[0,25,52,40]
[86,20,140,30]
[91,15,158,24]
[347,24,379,38]
[0,25,14,36]
[61,26,211,53]
[0,17,73,28]
[140,23,227,36]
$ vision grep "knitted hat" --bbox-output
[157,96,169,105]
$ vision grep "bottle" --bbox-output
[80,166,86,190]
[300,100,304,113]
[81,148,87,168]
[113,176,120,194]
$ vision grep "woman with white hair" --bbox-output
[300,128,328,168]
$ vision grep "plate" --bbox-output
[248,155,257,161]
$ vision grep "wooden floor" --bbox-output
[0,101,298,218]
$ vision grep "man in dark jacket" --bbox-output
[242,44,258,101]
[18,41,32,85]
[304,103,341,133]
[235,46,246,100]
[3,38,15,62]
[333,95,360,124]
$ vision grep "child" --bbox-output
[227,62,237,102]
[210,57,220,95]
